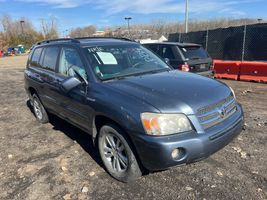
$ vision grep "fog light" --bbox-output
[171,148,181,160]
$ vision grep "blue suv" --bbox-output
[24,37,244,182]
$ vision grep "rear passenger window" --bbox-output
[30,48,42,67]
[162,46,175,59]
[42,46,59,71]
[146,45,160,55]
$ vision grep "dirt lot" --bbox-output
[0,55,266,200]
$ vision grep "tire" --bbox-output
[98,124,142,182]
[32,94,49,124]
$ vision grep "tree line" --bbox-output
[0,15,58,50]
[0,14,262,50]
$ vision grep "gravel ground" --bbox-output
[0,55,266,200]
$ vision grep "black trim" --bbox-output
[37,38,80,45]
[36,37,135,46]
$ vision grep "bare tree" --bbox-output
[0,15,262,50]
[111,18,262,40]
[69,25,96,37]
[40,16,59,39]
[0,14,44,49]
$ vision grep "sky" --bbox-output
[0,0,266,35]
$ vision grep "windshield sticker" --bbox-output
[96,52,118,65]
[88,46,104,53]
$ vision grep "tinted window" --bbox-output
[180,46,209,59]
[162,46,175,59]
[30,48,42,67]
[42,46,59,71]
[58,47,87,80]
[145,45,160,55]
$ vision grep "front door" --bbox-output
[55,46,92,130]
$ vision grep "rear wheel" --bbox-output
[98,124,142,182]
[32,94,49,123]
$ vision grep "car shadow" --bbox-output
[26,100,103,168]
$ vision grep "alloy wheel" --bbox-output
[33,99,43,120]
[103,134,128,172]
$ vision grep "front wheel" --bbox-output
[98,124,142,182]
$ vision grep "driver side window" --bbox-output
[58,47,87,80]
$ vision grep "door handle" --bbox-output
[55,79,61,83]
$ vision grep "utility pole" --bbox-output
[20,20,25,35]
[241,22,247,61]
[63,29,68,38]
[124,17,132,37]
[20,20,25,44]
[185,0,188,33]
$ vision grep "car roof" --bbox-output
[144,42,201,47]
[35,37,138,48]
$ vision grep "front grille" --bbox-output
[197,95,237,129]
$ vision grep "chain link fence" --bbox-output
[168,23,267,61]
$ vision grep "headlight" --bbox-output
[141,113,192,135]
[229,87,236,99]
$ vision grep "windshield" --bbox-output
[180,46,209,60]
[84,44,170,80]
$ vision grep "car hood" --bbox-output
[105,70,231,115]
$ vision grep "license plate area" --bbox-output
[200,64,206,69]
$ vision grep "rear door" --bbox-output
[159,45,183,69]
[38,46,62,112]
[179,46,213,73]
[26,46,60,112]
[25,47,44,100]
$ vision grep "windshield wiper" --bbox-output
[121,68,171,78]
[102,68,170,82]
[101,75,127,81]
[191,57,201,60]
[134,68,170,75]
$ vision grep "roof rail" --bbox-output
[74,37,135,42]
[36,38,80,45]
[36,37,136,46]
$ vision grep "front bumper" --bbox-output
[131,105,244,171]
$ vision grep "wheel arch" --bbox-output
[92,114,146,171]
[28,87,38,97]
[93,115,129,142]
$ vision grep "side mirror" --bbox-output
[164,58,170,65]
[61,77,82,93]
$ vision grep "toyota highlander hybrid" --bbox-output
[24,37,244,182]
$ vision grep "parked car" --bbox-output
[24,37,244,182]
[143,42,214,77]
